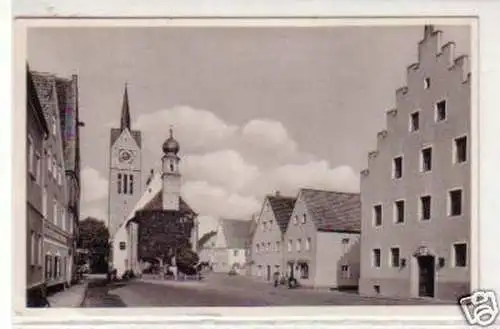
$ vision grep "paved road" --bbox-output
[82,273,452,307]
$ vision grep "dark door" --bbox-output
[266,265,271,281]
[418,256,435,297]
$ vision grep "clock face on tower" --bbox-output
[118,149,134,163]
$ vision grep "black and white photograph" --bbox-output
[21,19,475,309]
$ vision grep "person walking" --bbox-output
[273,271,280,288]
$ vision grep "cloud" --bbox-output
[135,105,238,154]
[249,161,360,197]
[182,150,259,192]
[81,166,108,203]
[182,181,261,219]
[241,119,297,155]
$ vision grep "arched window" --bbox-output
[170,160,174,172]
[129,175,134,194]
[123,174,128,194]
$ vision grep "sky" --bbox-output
[27,24,471,236]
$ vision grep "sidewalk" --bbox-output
[47,282,88,308]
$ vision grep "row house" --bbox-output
[250,189,361,289]
[31,71,80,292]
[26,68,50,306]
[284,189,361,289]
[211,218,255,274]
[359,25,471,301]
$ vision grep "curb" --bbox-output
[78,281,89,307]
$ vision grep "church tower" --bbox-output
[161,128,181,211]
[108,84,142,237]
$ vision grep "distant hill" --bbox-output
[197,230,217,249]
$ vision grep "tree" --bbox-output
[78,217,110,273]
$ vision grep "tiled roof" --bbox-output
[110,128,142,149]
[143,189,196,215]
[220,218,254,249]
[27,67,49,135]
[267,195,296,233]
[299,188,361,233]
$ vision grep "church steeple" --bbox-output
[120,83,131,131]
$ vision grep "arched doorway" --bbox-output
[412,246,436,298]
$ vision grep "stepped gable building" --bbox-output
[108,85,142,238]
[111,128,199,278]
[359,25,471,300]
[284,188,361,289]
[26,67,50,305]
[250,192,296,281]
[32,71,80,290]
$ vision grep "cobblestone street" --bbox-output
[81,273,453,307]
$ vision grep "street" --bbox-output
[82,273,453,307]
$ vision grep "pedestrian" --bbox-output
[273,271,279,288]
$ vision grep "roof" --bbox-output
[267,195,296,233]
[220,218,254,249]
[197,230,217,249]
[110,128,142,148]
[299,188,361,233]
[143,189,196,215]
[27,67,49,136]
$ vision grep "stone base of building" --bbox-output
[359,277,470,301]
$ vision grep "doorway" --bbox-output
[266,265,271,281]
[417,255,435,297]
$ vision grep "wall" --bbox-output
[251,199,285,280]
[359,28,471,300]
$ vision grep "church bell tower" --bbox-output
[108,84,142,237]
[161,128,181,211]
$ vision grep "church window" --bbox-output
[117,173,122,194]
[170,160,174,172]
[123,174,128,194]
[129,175,134,194]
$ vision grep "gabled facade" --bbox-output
[32,71,76,289]
[284,188,361,289]
[250,193,296,281]
[359,26,471,301]
[26,68,50,305]
[211,218,254,274]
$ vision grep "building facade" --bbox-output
[26,68,50,304]
[211,218,254,274]
[284,189,361,289]
[359,26,471,300]
[108,85,142,238]
[32,71,77,289]
[250,193,296,281]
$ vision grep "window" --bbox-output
[373,249,381,268]
[27,136,34,175]
[436,100,447,121]
[393,156,403,179]
[341,265,350,279]
[424,77,431,89]
[119,241,126,250]
[123,174,128,194]
[47,150,52,173]
[342,238,350,244]
[301,214,306,224]
[394,200,405,223]
[276,241,280,252]
[117,173,122,194]
[293,215,298,225]
[454,136,467,163]
[38,235,43,266]
[256,244,260,253]
[420,195,431,220]
[52,199,57,224]
[42,187,47,218]
[296,239,302,252]
[30,231,36,265]
[453,243,467,267]
[233,250,238,257]
[58,165,63,185]
[263,222,267,231]
[421,147,432,172]
[129,175,134,194]
[390,247,400,267]
[267,242,271,252]
[299,263,309,279]
[306,237,311,251]
[54,256,59,278]
[373,205,382,226]
[45,255,52,279]
[288,239,292,252]
[410,111,420,132]
[449,189,463,216]
[35,152,41,183]
[68,213,73,234]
